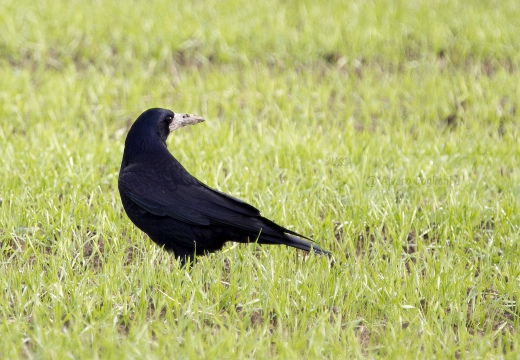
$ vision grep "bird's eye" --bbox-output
[166,115,174,124]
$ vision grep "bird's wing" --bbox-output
[119,168,211,225]
[118,166,262,227]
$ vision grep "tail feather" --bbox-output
[258,232,331,256]
[284,233,331,256]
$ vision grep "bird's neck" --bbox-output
[122,137,170,165]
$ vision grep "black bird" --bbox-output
[118,108,330,263]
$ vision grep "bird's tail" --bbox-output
[258,232,331,256]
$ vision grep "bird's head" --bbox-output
[126,108,205,145]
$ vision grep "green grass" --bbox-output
[1,0,520,358]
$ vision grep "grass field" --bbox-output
[1,0,520,358]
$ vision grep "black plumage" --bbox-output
[118,108,330,263]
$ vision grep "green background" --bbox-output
[1,0,519,358]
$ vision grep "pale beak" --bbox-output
[169,113,205,131]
